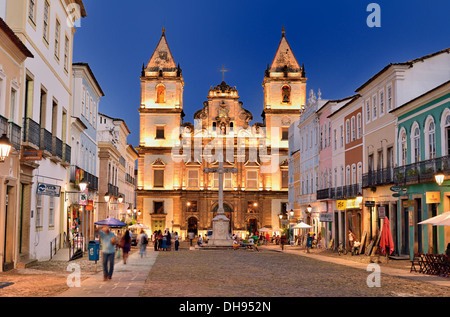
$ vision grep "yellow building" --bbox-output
[136,28,306,238]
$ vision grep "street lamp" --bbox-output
[356,192,363,204]
[0,133,12,162]
[79,181,87,192]
[118,195,124,204]
[104,192,111,218]
[435,170,445,186]
[306,204,312,213]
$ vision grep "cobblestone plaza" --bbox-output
[0,243,448,300]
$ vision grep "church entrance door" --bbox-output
[187,217,198,236]
[247,218,258,235]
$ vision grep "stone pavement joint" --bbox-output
[262,245,450,288]
[57,250,158,297]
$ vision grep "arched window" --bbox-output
[441,110,450,156]
[399,129,407,166]
[425,117,436,159]
[156,85,165,103]
[281,85,291,103]
[411,124,420,163]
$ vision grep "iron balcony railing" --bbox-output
[9,122,21,150]
[108,183,119,197]
[394,155,450,185]
[69,165,98,191]
[40,128,52,153]
[362,167,394,188]
[23,117,40,148]
[125,173,135,185]
[317,183,362,200]
[52,136,63,160]
[0,115,8,136]
[63,143,71,164]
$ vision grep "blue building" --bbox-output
[69,63,104,249]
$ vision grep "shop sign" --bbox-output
[409,210,414,226]
[390,185,402,192]
[346,199,361,209]
[378,206,385,218]
[319,213,333,222]
[21,150,42,161]
[36,182,61,197]
[365,200,375,207]
[79,189,88,205]
[85,200,93,211]
[426,191,440,204]
[337,200,346,210]
[403,200,414,208]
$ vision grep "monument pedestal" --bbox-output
[208,214,233,247]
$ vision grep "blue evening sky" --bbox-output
[72,0,450,148]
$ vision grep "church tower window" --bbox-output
[156,84,165,103]
[281,85,291,103]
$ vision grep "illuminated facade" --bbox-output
[136,28,306,238]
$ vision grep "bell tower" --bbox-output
[139,27,184,149]
[262,26,307,147]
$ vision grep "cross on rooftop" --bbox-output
[218,64,229,82]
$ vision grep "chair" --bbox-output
[410,253,422,273]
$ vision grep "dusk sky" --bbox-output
[72,0,450,148]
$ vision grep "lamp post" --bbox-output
[289,209,294,243]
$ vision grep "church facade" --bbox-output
[136,28,307,239]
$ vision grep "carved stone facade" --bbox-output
[136,28,307,239]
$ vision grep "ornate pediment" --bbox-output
[151,158,166,167]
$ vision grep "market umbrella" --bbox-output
[418,211,450,225]
[258,227,271,232]
[94,217,127,228]
[292,222,312,229]
[379,217,394,256]
[433,216,450,226]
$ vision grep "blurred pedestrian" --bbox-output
[120,230,131,264]
[95,225,117,281]
[161,230,168,251]
[138,229,148,258]
[167,230,172,251]
[174,232,179,251]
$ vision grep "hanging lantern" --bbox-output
[0,134,12,162]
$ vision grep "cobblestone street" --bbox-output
[142,246,450,297]
[0,243,449,298]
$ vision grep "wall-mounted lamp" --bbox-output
[0,134,12,162]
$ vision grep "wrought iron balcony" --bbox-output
[108,183,119,197]
[317,184,361,200]
[52,136,63,160]
[0,115,8,136]
[63,143,71,165]
[69,165,99,191]
[362,167,394,188]
[394,155,450,185]
[23,117,40,148]
[9,122,21,150]
[40,128,53,154]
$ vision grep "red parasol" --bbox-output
[379,217,394,255]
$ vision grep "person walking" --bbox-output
[120,230,132,264]
[161,230,168,251]
[157,230,163,251]
[138,229,148,258]
[95,225,117,281]
[167,230,172,251]
[348,229,356,252]
[174,232,179,251]
[153,231,158,251]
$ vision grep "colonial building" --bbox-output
[391,80,450,257]
[136,28,306,239]
[97,112,138,222]
[68,63,104,249]
[0,17,33,271]
[360,47,450,257]
[3,0,86,262]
